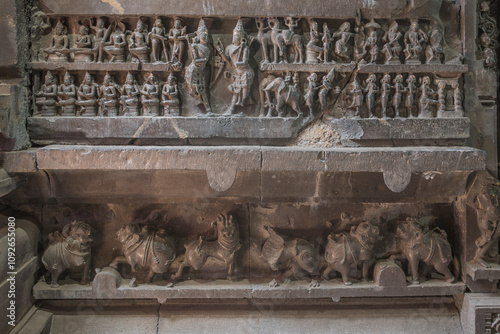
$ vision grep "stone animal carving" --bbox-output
[172,213,241,282]
[254,226,318,282]
[42,221,93,288]
[255,18,274,63]
[110,223,176,287]
[269,17,305,64]
[263,75,303,117]
[394,217,456,284]
[323,221,380,285]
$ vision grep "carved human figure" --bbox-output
[168,17,187,63]
[161,73,181,116]
[472,191,500,268]
[90,18,109,63]
[382,21,402,64]
[254,226,319,282]
[364,74,378,118]
[425,27,443,64]
[306,20,323,64]
[323,221,380,285]
[76,72,99,116]
[30,5,51,61]
[42,221,93,288]
[404,20,428,64]
[318,75,332,112]
[405,74,417,117]
[149,18,168,63]
[322,23,332,63]
[141,73,161,116]
[185,19,212,114]
[35,71,58,116]
[263,74,303,117]
[255,18,273,64]
[129,20,150,63]
[380,74,391,118]
[225,19,255,115]
[333,22,353,62]
[360,19,382,64]
[120,72,141,116]
[103,22,127,62]
[72,24,94,62]
[452,81,463,115]
[304,73,319,115]
[270,17,304,64]
[57,72,77,116]
[44,21,70,62]
[99,73,120,116]
[349,77,364,117]
[418,76,437,118]
[172,213,241,282]
[392,74,405,117]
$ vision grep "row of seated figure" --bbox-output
[35,71,180,117]
[42,16,446,66]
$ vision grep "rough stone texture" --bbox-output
[0,84,31,151]
[0,0,18,78]
[373,261,407,287]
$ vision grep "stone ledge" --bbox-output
[465,263,500,282]
[27,117,470,146]
[33,279,466,304]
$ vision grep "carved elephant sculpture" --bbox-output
[110,223,176,286]
[323,221,380,285]
[395,217,456,284]
[254,226,318,281]
[42,221,93,288]
[263,76,303,117]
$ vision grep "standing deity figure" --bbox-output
[44,21,70,62]
[404,20,428,64]
[333,22,353,62]
[120,73,141,116]
[90,18,110,63]
[129,20,150,63]
[304,73,320,115]
[185,19,212,114]
[349,77,364,118]
[57,72,77,116]
[364,74,378,118]
[76,72,99,116]
[452,81,463,115]
[322,23,333,63]
[425,27,443,64]
[225,19,255,115]
[35,71,58,116]
[168,17,187,63]
[392,74,405,117]
[380,74,391,118]
[103,22,127,62]
[141,73,161,116]
[306,21,323,64]
[99,73,120,116]
[405,74,417,117]
[72,24,94,62]
[149,18,168,63]
[161,73,181,116]
[382,21,402,64]
[359,19,381,64]
[418,76,437,118]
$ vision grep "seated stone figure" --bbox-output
[161,73,181,116]
[57,72,77,116]
[120,72,141,116]
[35,71,58,116]
[76,72,98,116]
[141,73,160,116]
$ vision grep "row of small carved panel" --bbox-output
[33,15,454,66]
[43,213,459,288]
[34,69,463,119]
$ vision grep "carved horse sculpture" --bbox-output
[42,221,93,288]
[269,17,305,64]
[255,18,274,63]
[172,213,241,282]
[323,221,380,285]
[110,223,176,286]
[394,217,457,284]
[263,76,303,117]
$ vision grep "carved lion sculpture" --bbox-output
[323,221,380,285]
[172,213,241,282]
[395,217,456,284]
[42,221,93,288]
[110,223,176,287]
[254,226,318,282]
